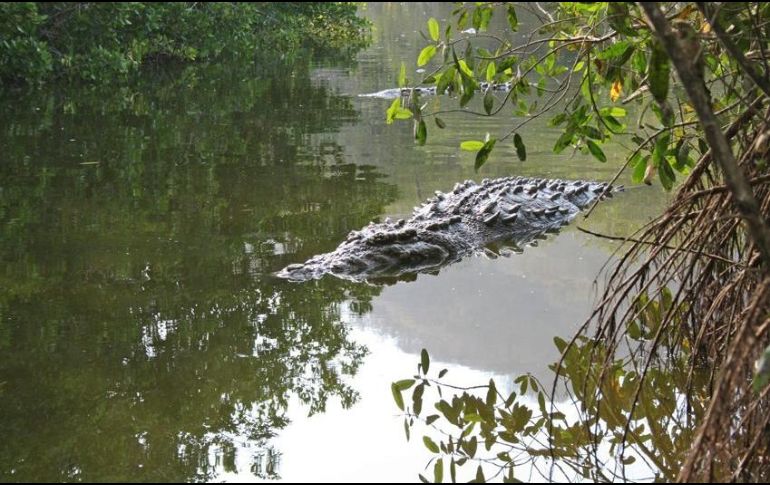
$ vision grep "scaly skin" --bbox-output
[277,176,618,282]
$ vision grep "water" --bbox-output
[0,3,667,482]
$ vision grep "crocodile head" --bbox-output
[276,223,464,282]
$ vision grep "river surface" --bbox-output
[0,3,666,482]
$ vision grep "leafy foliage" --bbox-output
[385,2,766,188]
[0,2,370,84]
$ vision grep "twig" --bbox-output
[575,225,745,266]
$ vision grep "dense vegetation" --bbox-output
[0,2,369,84]
[390,2,770,482]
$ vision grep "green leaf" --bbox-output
[391,103,414,120]
[653,133,670,169]
[395,107,414,120]
[457,9,468,30]
[497,452,512,462]
[498,56,518,74]
[477,47,493,58]
[483,91,494,115]
[649,41,670,103]
[423,436,440,453]
[582,125,603,140]
[549,113,567,127]
[413,383,425,415]
[601,114,625,131]
[586,140,607,162]
[631,154,649,183]
[472,7,482,31]
[421,348,430,375]
[386,98,400,125]
[553,131,574,154]
[463,436,478,458]
[486,61,496,82]
[428,18,440,42]
[529,377,539,393]
[392,383,405,410]
[434,117,446,129]
[416,120,427,145]
[553,336,567,353]
[436,66,457,95]
[600,106,627,118]
[659,158,676,190]
[426,414,440,425]
[513,133,526,161]
[452,48,474,79]
[474,465,485,483]
[672,139,691,172]
[698,138,709,155]
[434,458,444,483]
[404,418,410,441]
[458,59,474,79]
[460,89,475,108]
[622,455,637,465]
[461,140,485,151]
[479,7,492,31]
[596,40,632,60]
[475,138,497,171]
[486,379,497,407]
[395,379,416,391]
[418,45,438,67]
[506,5,518,32]
[632,49,647,74]
[438,369,448,378]
[398,62,407,88]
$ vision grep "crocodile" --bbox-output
[277,176,619,283]
[359,81,514,99]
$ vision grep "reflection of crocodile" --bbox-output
[359,81,513,99]
[277,176,620,283]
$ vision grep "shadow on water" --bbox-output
[0,60,395,481]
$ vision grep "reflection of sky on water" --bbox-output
[219,326,516,483]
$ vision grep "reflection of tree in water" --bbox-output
[111,277,373,481]
[0,60,396,481]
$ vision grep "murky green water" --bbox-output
[0,3,668,482]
